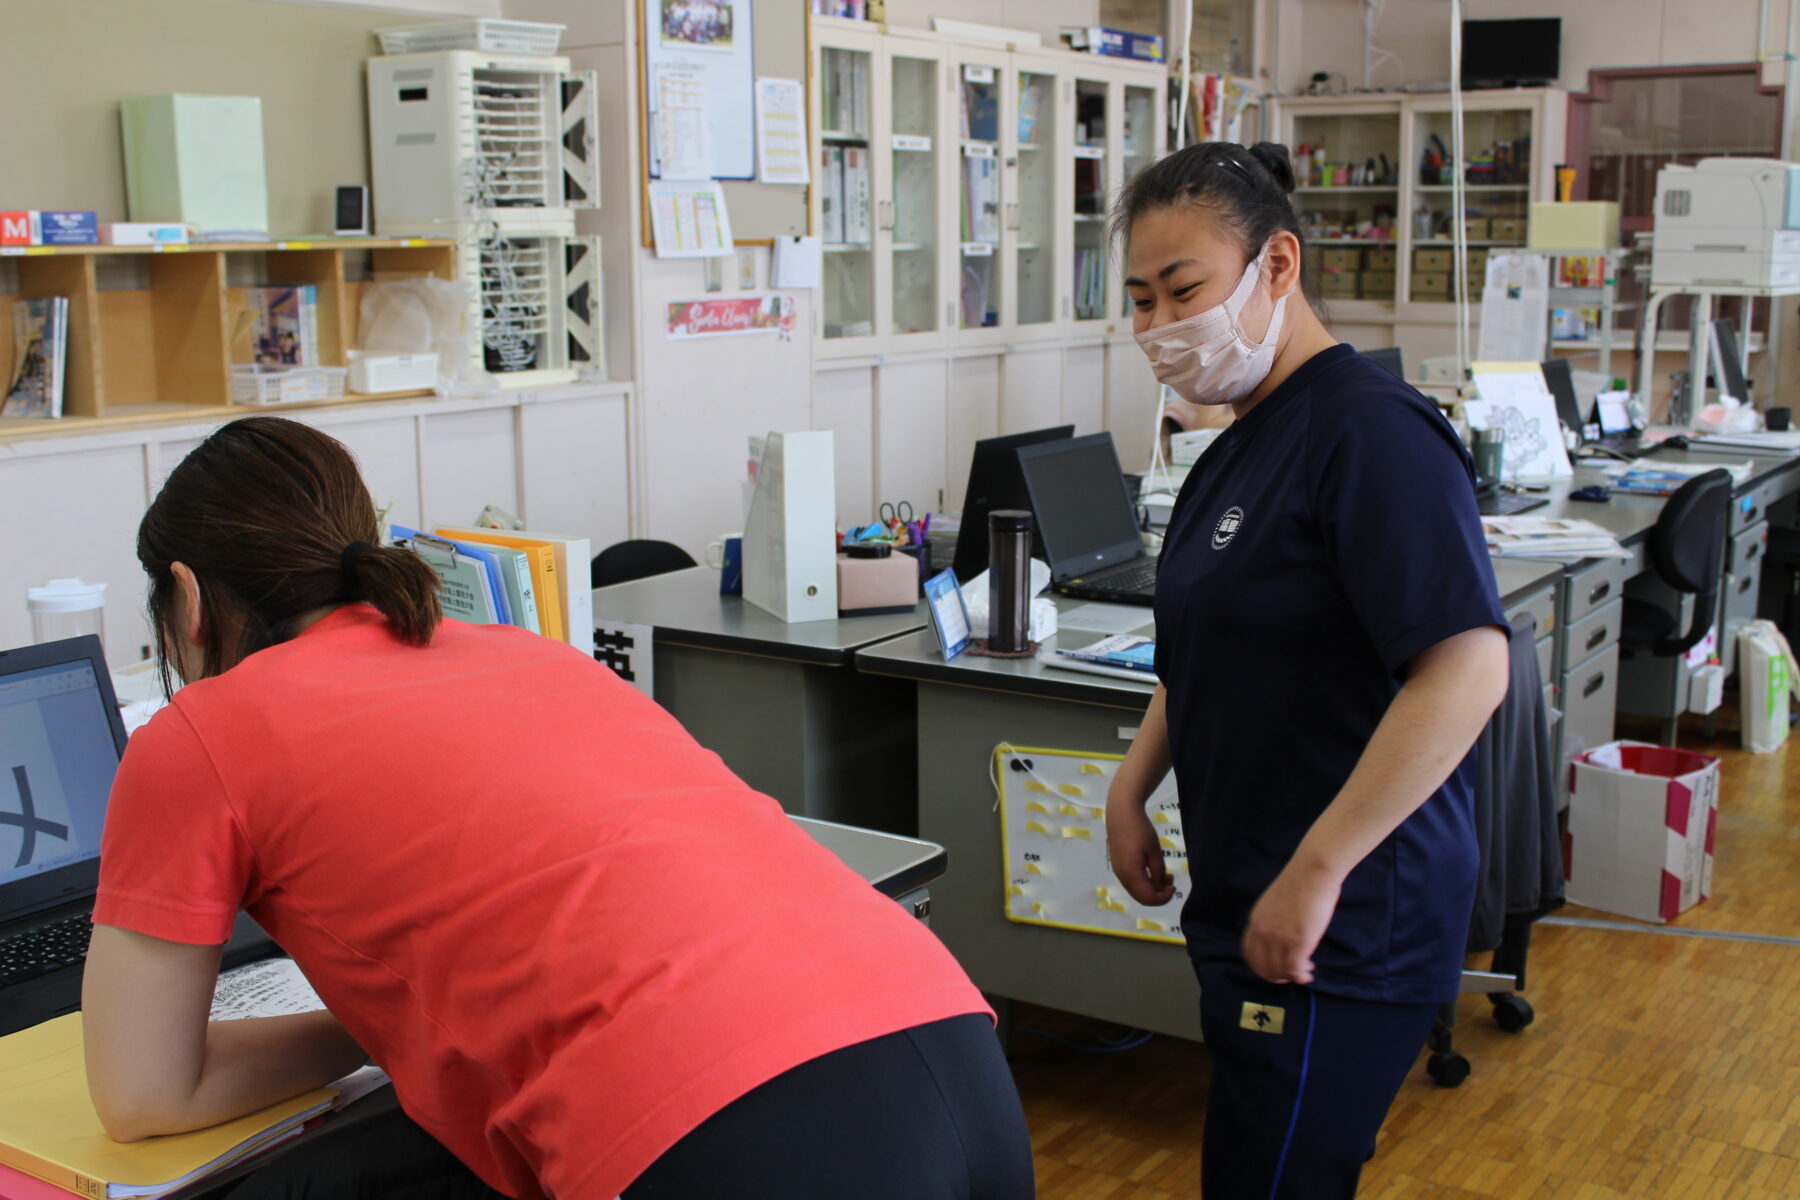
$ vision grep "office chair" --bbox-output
[1619,469,1733,744]
[592,540,697,589]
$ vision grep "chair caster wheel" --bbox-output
[1427,1051,1471,1088]
[1490,994,1535,1033]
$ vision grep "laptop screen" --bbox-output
[1017,434,1145,577]
[0,658,118,894]
[1538,358,1586,433]
[952,425,1075,583]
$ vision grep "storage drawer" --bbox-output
[1562,643,1621,763]
[1732,476,1794,535]
[1564,597,1622,667]
[1565,557,1629,625]
[1536,634,1555,688]
[1722,522,1769,676]
[1505,584,1558,640]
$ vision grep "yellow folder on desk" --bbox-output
[0,1014,334,1198]
[433,527,565,643]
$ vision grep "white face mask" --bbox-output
[1134,250,1287,406]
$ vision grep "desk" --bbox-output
[856,565,1566,1040]
[593,567,928,832]
[191,817,947,1199]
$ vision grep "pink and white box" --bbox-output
[1565,741,1720,924]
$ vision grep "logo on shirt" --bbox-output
[1240,1001,1286,1034]
[1212,506,1245,550]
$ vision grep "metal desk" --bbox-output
[855,565,1567,1041]
[594,567,928,832]
[191,817,948,1199]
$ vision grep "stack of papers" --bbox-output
[1482,516,1629,560]
[1688,430,1800,455]
[1046,634,1159,682]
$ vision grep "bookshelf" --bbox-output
[0,238,457,441]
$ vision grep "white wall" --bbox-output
[1289,0,1793,96]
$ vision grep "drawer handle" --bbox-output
[1583,672,1607,699]
[1586,627,1606,651]
[1588,580,1612,604]
[1739,574,1755,595]
[1745,543,1761,562]
[1745,503,1760,523]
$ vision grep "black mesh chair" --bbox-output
[1619,469,1733,743]
[591,540,697,589]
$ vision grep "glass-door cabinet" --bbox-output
[888,48,942,344]
[1116,81,1162,319]
[817,33,880,350]
[1011,63,1060,334]
[1069,74,1110,327]
[954,50,1009,341]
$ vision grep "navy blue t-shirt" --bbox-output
[1153,344,1506,1005]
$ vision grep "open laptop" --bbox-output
[1543,357,1662,461]
[1017,433,1159,606]
[0,636,274,1034]
[951,425,1075,584]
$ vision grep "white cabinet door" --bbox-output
[420,407,520,529]
[1063,343,1107,435]
[875,357,949,513]
[1104,339,1161,474]
[946,353,1002,505]
[0,445,154,667]
[320,415,425,535]
[518,393,631,552]
[1000,344,1064,434]
[813,365,877,524]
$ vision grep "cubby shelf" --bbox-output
[0,237,458,442]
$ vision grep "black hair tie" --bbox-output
[340,541,374,580]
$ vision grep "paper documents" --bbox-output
[1482,516,1628,560]
[1465,364,1574,480]
[210,958,393,1109]
[755,77,809,185]
[653,69,711,181]
[649,180,735,258]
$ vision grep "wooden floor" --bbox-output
[1011,709,1800,1199]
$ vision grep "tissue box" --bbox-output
[1566,742,1720,923]
[837,551,917,616]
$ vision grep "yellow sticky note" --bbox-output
[1031,902,1044,914]
[1025,800,1050,815]
[1062,826,1091,840]
[1024,780,1049,793]
[1089,806,1104,819]
[1096,886,1110,899]
[1158,836,1179,851]
[1059,803,1081,816]
[1058,783,1085,796]
[1136,918,1164,932]
[1025,863,1043,875]
[1153,811,1171,824]
[1080,763,1106,775]
[1099,899,1127,913]
[1008,884,1024,896]
[1026,820,1050,835]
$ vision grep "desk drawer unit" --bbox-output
[1564,597,1623,668]
[1565,557,1629,626]
[1562,643,1621,769]
[1722,521,1769,676]
[1506,585,1558,642]
[1731,475,1793,536]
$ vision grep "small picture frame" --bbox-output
[923,569,972,661]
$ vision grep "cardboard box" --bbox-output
[1414,247,1453,272]
[1060,25,1165,62]
[1490,217,1526,243]
[1463,217,1490,241]
[0,211,40,246]
[1366,247,1397,271]
[38,211,98,245]
[1321,247,1363,270]
[1566,742,1720,923]
[1529,201,1622,250]
[1361,270,1396,297]
[1411,271,1452,298]
[1321,270,1360,298]
[101,222,189,245]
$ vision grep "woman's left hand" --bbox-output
[1242,860,1342,985]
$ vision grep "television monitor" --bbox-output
[951,425,1076,584]
[1708,319,1751,404]
[1461,19,1561,88]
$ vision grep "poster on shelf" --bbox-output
[755,77,809,185]
[666,294,799,341]
[645,0,755,180]
[648,179,736,258]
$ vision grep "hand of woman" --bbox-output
[1105,790,1176,907]
[1242,860,1341,985]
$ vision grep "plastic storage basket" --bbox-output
[376,19,565,56]
[349,351,439,394]
[231,366,348,407]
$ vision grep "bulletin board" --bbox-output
[996,747,1190,946]
[637,0,812,245]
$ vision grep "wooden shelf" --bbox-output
[0,238,458,443]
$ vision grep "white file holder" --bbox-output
[743,430,839,623]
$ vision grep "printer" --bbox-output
[1651,157,1800,288]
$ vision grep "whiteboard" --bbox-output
[644,0,756,181]
[996,747,1190,945]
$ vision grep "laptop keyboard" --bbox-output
[1478,491,1548,517]
[0,912,92,986]
[1086,558,1160,594]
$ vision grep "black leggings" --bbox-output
[225,1014,1033,1200]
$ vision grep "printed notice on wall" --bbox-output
[755,77,809,185]
[649,179,736,258]
[667,295,798,341]
[653,69,712,181]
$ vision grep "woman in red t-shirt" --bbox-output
[83,417,1033,1200]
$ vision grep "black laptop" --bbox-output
[1017,433,1159,606]
[1542,357,1662,461]
[0,636,274,1034]
[951,425,1075,583]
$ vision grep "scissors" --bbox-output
[879,500,915,532]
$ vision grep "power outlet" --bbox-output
[737,247,758,290]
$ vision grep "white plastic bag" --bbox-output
[358,278,499,398]
[1738,619,1799,753]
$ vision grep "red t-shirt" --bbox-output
[94,606,987,1199]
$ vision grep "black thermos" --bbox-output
[987,509,1033,653]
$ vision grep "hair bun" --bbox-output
[1247,143,1298,196]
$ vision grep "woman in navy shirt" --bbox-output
[1103,142,1511,1198]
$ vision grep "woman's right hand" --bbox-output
[1105,788,1176,907]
